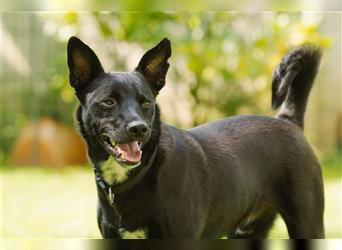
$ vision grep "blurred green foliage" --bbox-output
[322,147,342,179]
[52,12,330,124]
[1,12,330,161]
[2,0,331,12]
[1,13,78,161]
[86,13,330,121]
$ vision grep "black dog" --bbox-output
[67,37,324,239]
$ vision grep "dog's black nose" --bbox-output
[127,121,148,139]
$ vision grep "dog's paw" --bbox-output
[100,221,122,239]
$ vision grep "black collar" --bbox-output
[94,146,158,206]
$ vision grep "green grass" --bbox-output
[2,166,341,238]
[2,166,101,238]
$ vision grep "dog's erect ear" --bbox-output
[136,38,171,93]
[67,36,104,89]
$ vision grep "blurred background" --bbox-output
[1,12,341,238]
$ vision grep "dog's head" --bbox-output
[67,37,171,167]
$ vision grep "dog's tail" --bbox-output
[272,46,322,129]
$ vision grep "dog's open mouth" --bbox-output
[102,134,142,166]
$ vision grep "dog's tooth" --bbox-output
[114,147,121,157]
[120,151,127,160]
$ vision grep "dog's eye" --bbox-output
[101,99,116,107]
[142,100,151,108]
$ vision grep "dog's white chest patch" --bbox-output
[120,228,147,239]
[100,157,132,185]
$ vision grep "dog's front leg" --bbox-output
[97,203,122,238]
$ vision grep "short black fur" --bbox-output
[67,37,324,239]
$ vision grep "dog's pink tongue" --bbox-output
[118,142,142,163]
